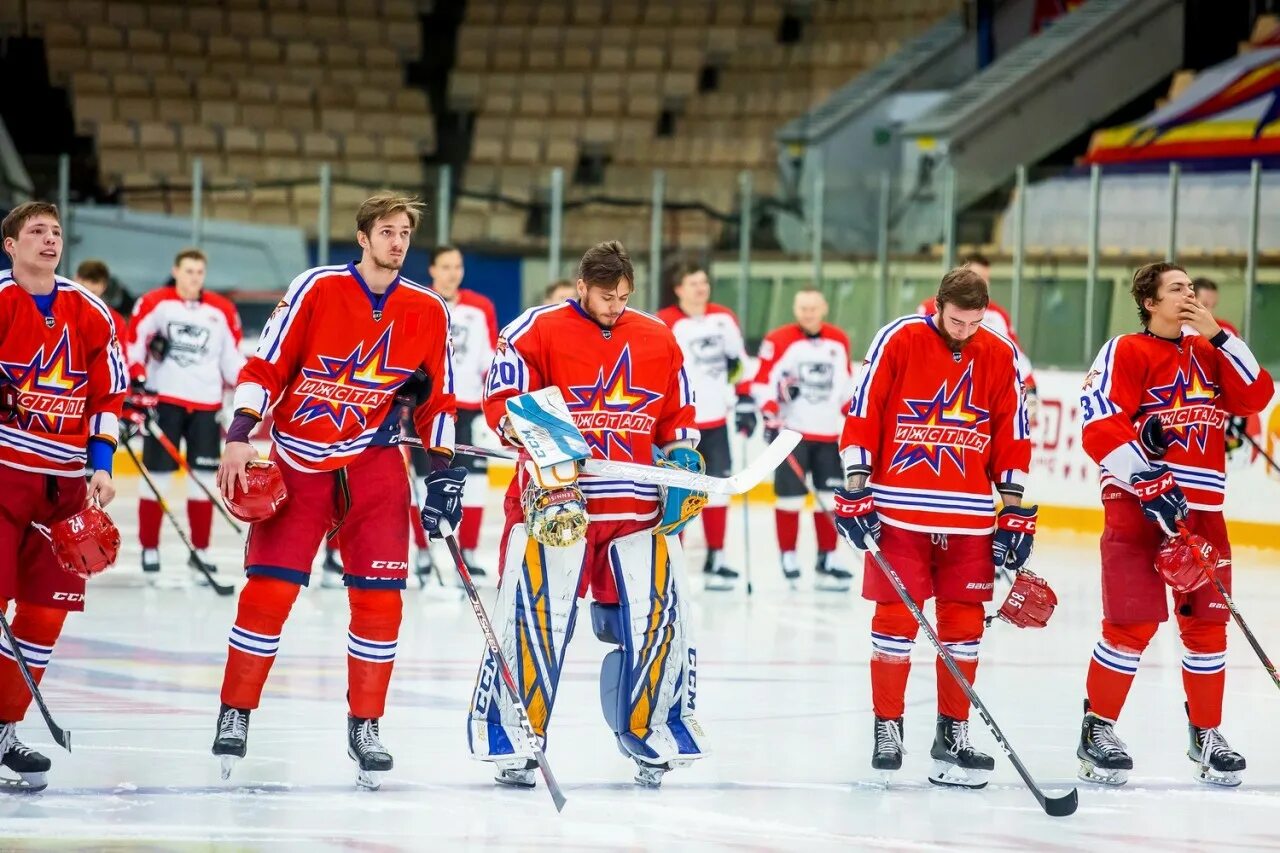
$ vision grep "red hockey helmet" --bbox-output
[49,504,120,579]
[996,571,1058,629]
[224,460,288,523]
[1155,531,1215,594]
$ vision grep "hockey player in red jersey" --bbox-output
[751,288,855,590]
[916,253,1039,426]
[211,193,460,789]
[657,260,752,590]
[128,248,245,581]
[834,267,1037,788]
[0,202,127,791]
[467,241,707,789]
[1075,262,1273,788]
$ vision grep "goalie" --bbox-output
[467,241,708,789]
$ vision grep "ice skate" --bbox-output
[1076,700,1132,786]
[493,757,537,789]
[413,548,434,588]
[141,548,161,585]
[462,548,487,579]
[780,551,801,589]
[320,548,345,588]
[871,716,905,783]
[348,715,393,790]
[814,551,852,592]
[0,722,50,793]
[633,759,678,788]
[212,704,250,781]
[1187,704,1245,788]
[928,715,994,788]
[702,550,738,591]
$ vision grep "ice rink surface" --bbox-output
[3,479,1280,851]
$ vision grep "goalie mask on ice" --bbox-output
[49,503,120,579]
[468,526,705,773]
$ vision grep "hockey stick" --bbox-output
[438,519,566,812]
[396,429,803,496]
[122,440,235,597]
[1179,526,1280,692]
[738,431,753,596]
[0,609,70,752]
[138,411,245,537]
[1237,429,1280,477]
[861,537,1078,817]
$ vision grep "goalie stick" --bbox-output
[438,519,567,812]
[862,537,1078,817]
[395,429,803,496]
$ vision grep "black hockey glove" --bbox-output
[420,466,467,539]
[395,368,432,410]
[148,334,169,362]
[833,486,881,550]
[734,394,758,437]
[992,505,1038,572]
[1130,466,1188,537]
[1136,413,1168,460]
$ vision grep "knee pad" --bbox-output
[606,529,706,766]
[468,525,585,762]
[1101,619,1159,654]
[239,576,301,625]
[870,601,919,662]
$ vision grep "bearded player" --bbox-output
[1075,262,1272,788]
[467,240,707,789]
[212,193,459,789]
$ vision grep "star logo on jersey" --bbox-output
[1141,353,1224,452]
[292,326,413,430]
[889,364,991,476]
[0,329,88,431]
[565,345,662,457]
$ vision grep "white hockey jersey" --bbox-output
[657,303,750,429]
[750,323,854,441]
[444,288,497,409]
[128,287,245,410]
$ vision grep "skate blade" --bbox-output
[218,754,239,781]
[355,769,383,791]
[703,578,735,592]
[634,767,665,788]
[928,759,990,789]
[815,580,852,592]
[1,772,48,794]
[1193,764,1242,788]
[873,767,899,788]
[1077,759,1128,787]
[494,771,537,789]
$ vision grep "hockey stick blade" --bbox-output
[0,610,70,752]
[187,553,236,597]
[439,520,567,812]
[865,540,1078,817]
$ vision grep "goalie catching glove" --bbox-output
[651,446,707,536]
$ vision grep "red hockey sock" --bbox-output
[935,601,985,720]
[347,587,402,719]
[775,509,799,552]
[701,506,727,550]
[139,498,163,549]
[870,602,919,719]
[220,576,299,711]
[1179,617,1226,729]
[408,504,427,549]
[188,499,213,550]
[460,506,484,551]
[814,508,837,552]
[0,603,67,722]
[1086,620,1158,721]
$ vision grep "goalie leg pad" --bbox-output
[606,530,707,767]
[467,520,586,763]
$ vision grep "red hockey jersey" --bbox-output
[750,323,853,441]
[232,263,456,472]
[1080,330,1273,510]
[485,300,696,523]
[0,274,128,476]
[443,288,498,410]
[128,286,245,410]
[918,296,1036,389]
[657,303,750,429]
[840,315,1031,535]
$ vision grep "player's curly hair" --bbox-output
[578,240,634,292]
[1,201,60,255]
[1131,262,1185,325]
[356,192,425,237]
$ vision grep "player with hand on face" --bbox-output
[750,288,855,590]
[835,267,1039,789]
[212,193,458,789]
[657,260,752,590]
[0,202,127,792]
[468,241,707,790]
[1076,263,1272,788]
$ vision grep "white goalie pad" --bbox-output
[467,522,586,764]
[597,529,707,767]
